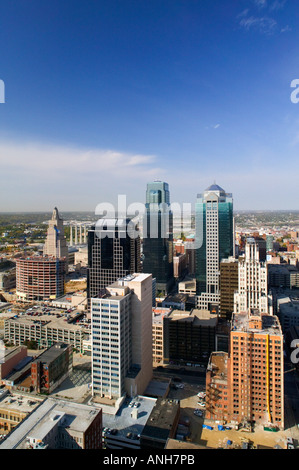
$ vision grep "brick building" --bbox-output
[16,256,66,301]
[205,309,284,430]
[31,343,73,394]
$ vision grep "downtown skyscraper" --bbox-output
[142,181,174,295]
[195,184,234,312]
[91,273,153,401]
[43,207,68,271]
[87,216,141,303]
[234,237,268,314]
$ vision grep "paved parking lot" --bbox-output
[51,353,92,403]
[166,373,299,449]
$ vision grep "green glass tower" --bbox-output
[142,181,174,294]
[195,184,233,311]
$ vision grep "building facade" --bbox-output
[234,238,268,314]
[163,309,218,365]
[91,273,153,402]
[195,184,233,311]
[206,309,284,430]
[142,181,174,295]
[43,207,68,272]
[31,343,73,394]
[4,316,84,352]
[87,217,141,303]
[219,257,239,319]
[16,256,66,301]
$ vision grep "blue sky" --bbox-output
[0,0,299,212]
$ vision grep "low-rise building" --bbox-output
[4,314,85,352]
[0,397,102,449]
[140,398,180,450]
[0,346,28,382]
[31,343,73,394]
[102,395,157,450]
[0,390,43,436]
[163,309,218,365]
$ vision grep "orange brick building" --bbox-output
[206,309,284,430]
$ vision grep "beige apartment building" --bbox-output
[152,307,171,366]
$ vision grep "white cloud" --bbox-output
[239,15,277,34]
[280,25,291,33]
[0,139,160,176]
[254,0,268,8]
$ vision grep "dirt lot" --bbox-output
[168,380,298,449]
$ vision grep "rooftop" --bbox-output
[32,343,70,365]
[0,392,43,416]
[0,398,101,449]
[141,398,180,442]
[231,310,282,336]
[207,351,228,381]
[101,395,157,440]
[167,309,218,327]
[205,183,225,192]
[6,314,84,332]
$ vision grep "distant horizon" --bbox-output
[1,209,299,215]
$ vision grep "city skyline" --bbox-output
[1,0,299,212]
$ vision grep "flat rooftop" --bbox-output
[102,395,157,439]
[207,352,228,381]
[32,342,70,365]
[142,398,180,441]
[0,392,43,416]
[232,311,282,336]
[6,314,84,331]
[0,398,101,449]
[168,309,218,327]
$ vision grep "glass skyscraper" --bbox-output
[195,184,233,311]
[142,181,174,295]
[87,217,141,302]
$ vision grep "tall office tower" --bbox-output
[87,217,141,303]
[43,207,68,271]
[142,181,173,295]
[219,257,239,319]
[206,309,284,430]
[91,273,153,402]
[195,184,233,312]
[234,238,268,314]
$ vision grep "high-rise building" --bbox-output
[87,217,141,303]
[142,181,173,295]
[206,309,284,430]
[234,238,268,314]
[219,257,239,319]
[43,207,68,271]
[195,184,234,311]
[229,309,284,429]
[16,256,66,301]
[91,273,153,402]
